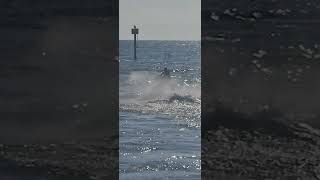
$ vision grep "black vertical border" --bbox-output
[0,1,119,179]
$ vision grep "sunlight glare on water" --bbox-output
[119,41,201,180]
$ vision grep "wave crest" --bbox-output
[120,71,201,127]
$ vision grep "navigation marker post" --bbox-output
[131,25,139,60]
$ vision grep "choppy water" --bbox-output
[119,40,201,179]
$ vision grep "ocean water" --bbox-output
[119,40,201,180]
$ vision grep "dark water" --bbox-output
[0,161,86,180]
[119,41,201,179]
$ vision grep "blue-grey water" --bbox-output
[119,40,201,180]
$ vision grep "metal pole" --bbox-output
[134,34,137,60]
[132,25,139,60]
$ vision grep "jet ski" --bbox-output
[159,67,171,80]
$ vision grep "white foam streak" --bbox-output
[120,71,201,127]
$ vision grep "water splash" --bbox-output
[120,71,201,127]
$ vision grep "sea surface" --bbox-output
[119,40,201,180]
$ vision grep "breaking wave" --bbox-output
[120,71,201,127]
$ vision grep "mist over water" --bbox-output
[125,71,200,102]
[119,41,201,179]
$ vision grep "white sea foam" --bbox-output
[120,71,201,127]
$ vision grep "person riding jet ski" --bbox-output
[160,67,171,79]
